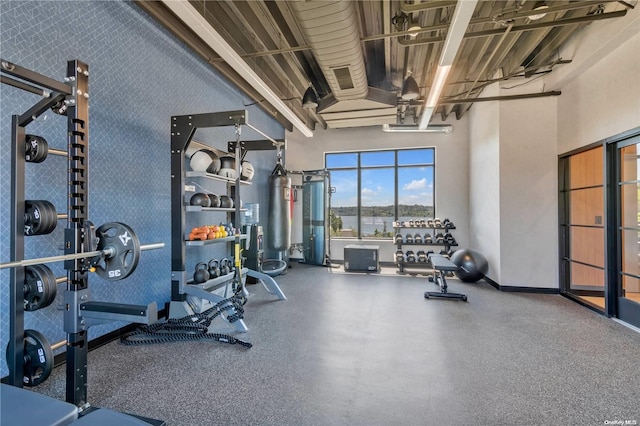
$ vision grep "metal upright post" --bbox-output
[8,116,26,387]
[63,60,91,408]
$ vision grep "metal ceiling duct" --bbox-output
[290,0,397,128]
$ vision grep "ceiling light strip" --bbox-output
[161,0,313,138]
[418,0,478,130]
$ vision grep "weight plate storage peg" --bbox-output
[93,222,140,280]
[6,329,54,387]
[25,134,49,163]
[24,200,57,235]
[23,264,57,311]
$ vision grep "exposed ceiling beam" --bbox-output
[133,0,294,132]
[418,0,478,129]
[160,0,313,137]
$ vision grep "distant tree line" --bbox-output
[331,205,434,217]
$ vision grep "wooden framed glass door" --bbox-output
[615,138,640,327]
[559,146,605,310]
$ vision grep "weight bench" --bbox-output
[424,254,467,301]
[1,384,160,426]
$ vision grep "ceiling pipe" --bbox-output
[399,1,457,14]
[460,23,514,103]
[160,0,313,137]
[439,90,561,104]
[399,10,627,47]
[418,0,478,130]
[363,0,618,44]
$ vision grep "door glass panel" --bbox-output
[620,230,640,276]
[620,183,640,229]
[619,144,639,182]
[570,227,605,267]
[621,274,640,304]
[569,146,603,189]
[570,262,605,289]
[569,187,603,226]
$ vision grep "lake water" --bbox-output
[339,216,419,236]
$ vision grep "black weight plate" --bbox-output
[94,222,140,281]
[43,200,57,234]
[25,134,48,163]
[23,264,57,311]
[5,329,54,387]
[24,200,57,236]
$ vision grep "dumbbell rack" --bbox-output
[2,59,159,409]
[169,110,286,330]
[393,219,458,274]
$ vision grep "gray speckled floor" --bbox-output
[33,263,640,426]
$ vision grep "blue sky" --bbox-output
[326,149,434,208]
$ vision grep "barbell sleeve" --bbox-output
[48,148,66,157]
[0,242,165,269]
[51,340,67,351]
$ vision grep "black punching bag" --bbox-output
[268,163,291,251]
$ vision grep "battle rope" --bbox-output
[120,294,252,348]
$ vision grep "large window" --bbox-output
[326,148,435,239]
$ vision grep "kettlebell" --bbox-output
[208,259,221,278]
[194,262,210,284]
[220,258,230,275]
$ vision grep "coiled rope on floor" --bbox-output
[120,293,252,348]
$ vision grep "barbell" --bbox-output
[1,222,164,281]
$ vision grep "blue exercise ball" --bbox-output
[451,249,488,283]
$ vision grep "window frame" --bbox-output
[325,147,436,239]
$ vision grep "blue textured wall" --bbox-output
[0,1,284,376]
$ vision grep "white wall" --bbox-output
[551,5,640,153]
[468,83,502,283]
[499,95,558,288]
[286,117,470,262]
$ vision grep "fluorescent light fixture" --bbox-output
[418,0,478,129]
[425,65,451,108]
[161,0,313,137]
[529,1,549,21]
[382,123,453,133]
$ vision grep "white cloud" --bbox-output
[404,178,427,191]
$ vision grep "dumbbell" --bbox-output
[414,233,423,244]
[417,250,427,263]
[405,250,416,263]
[394,233,403,244]
[424,234,433,244]
[395,249,404,263]
[405,234,413,244]
[435,233,445,244]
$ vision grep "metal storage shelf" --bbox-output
[185,170,250,184]
[395,242,458,247]
[185,235,248,246]
[185,206,247,212]
[187,268,248,290]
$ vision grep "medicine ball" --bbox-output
[190,150,221,174]
[450,249,489,283]
[190,192,211,207]
[208,193,220,208]
[240,161,254,182]
[219,195,234,209]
